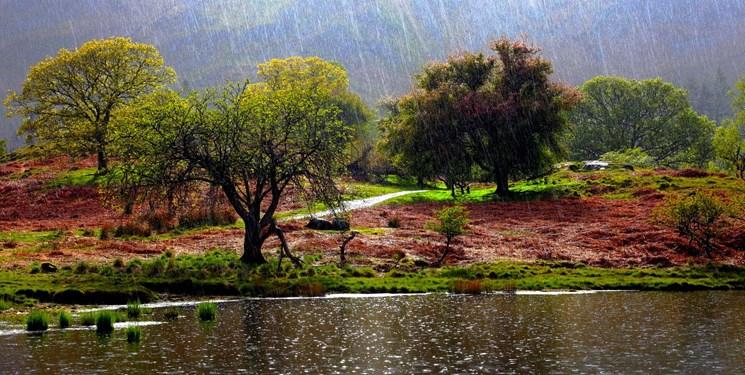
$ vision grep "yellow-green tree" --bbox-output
[4,37,175,172]
[112,57,356,264]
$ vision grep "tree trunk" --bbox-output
[241,224,267,264]
[96,147,108,173]
[437,237,451,266]
[495,172,510,197]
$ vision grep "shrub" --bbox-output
[80,312,96,326]
[0,299,10,311]
[112,258,125,268]
[655,192,727,257]
[99,224,114,240]
[387,217,401,228]
[74,261,88,274]
[26,311,49,331]
[126,326,141,343]
[114,221,151,238]
[179,204,238,229]
[127,301,142,319]
[196,302,217,322]
[95,311,116,335]
[427,206,469,266]
[59,310,72,329]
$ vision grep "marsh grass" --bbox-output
[127,300,142,319]
[26,311,49,331]
[95,311,116,335]
[452,279,483,294]
[196,302,217,321]
[126,326,141,343]
[58,310,71,328]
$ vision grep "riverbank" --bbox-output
[2,250,745,317]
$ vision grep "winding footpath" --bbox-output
[286,190,427,221]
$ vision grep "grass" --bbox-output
[95,311,116,335]
[126,326,141,343]
[196,302,217,321]
[0,230,63,244]
[26,311,49,331]
[47,167,98,188]
[127,300,142,319]
[58,310,71,328]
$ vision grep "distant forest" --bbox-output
[2,0,745,147]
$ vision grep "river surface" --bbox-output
[1,291,744,374]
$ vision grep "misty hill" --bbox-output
[3,0,745,149]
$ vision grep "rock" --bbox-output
[40,262,58,273]
[583,160,609,171]
[305,218,350,231]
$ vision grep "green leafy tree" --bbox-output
[599,148,654,168]
[382,39,578,196]
[427,206,468,266]
[569,76,714,167]
[4,37,176,172]
[713,120,745,178]
[112,57,354,264]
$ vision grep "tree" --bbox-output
[713,120,745,179]
[427,206,468,266]
[569,76,714,167]
[4,37,175,172]
[0,139,6,161]
[381,39,578,196]
[112,57,355,264]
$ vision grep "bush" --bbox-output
[178,204,238,229]
[115,221,152,238]
[127,301,142,319]
[387,217,401,228]
[80,312,96,326]
[427,206,469,265]
[655,192,727,257]
[99,224,114,240]
[59,310,72,329]
[26,311,49,331]
[196,302,217,321]
[126,326,141,343]
[96,311,116,335]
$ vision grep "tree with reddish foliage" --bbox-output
[381,38,578,196]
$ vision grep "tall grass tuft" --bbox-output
[0,299,10,311]
[26,311,49,331]
[452,279,483,295]
[58,310,72,329]
[127,300,142,319]
[95,311,116,335]
[80,312,96,326]
[196,302,217,322]
[126,326,141,343]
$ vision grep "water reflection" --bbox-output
[1,292,744,374]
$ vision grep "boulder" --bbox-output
[306,218,350,231]
[40,262,58,273]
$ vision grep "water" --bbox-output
[1,292,744,374]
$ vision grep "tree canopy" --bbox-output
[112,56,357,264]
[569,76,714,166]
[381,38,578,196]
[4,37,175,171]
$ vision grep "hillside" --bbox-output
[2,0,745,148]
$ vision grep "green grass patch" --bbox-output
[26,310,49,331]
[196,302,217,321]
[0,230,63,244]
[126,326,142,343]
[47,167,98,188]
[58,310,71,328]
[127,300,142,319]
[95,311,116,335]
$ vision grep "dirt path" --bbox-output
[286,190,427,220]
